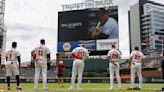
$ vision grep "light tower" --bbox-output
[0,0,6,65]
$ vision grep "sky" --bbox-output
[4,0,164,62]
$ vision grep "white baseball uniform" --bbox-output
[130,51,144,88]
[5,48,21,76]
[69,46,89,89]
[34,45,50,89]
[107,48,121,89]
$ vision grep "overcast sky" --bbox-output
[4,0,164,62]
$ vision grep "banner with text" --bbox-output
[96,39,118,51]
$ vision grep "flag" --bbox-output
[150,34,159,40]
[162,40,164,44]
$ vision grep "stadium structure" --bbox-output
[129,0,164,57]
[0,0,6,65]
[0,0,163,84]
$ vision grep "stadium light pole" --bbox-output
[0,0,6,65]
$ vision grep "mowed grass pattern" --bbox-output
[1,83,163,92]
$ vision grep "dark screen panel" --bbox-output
[58,10,90,41]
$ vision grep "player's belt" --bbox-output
[6,61,14,64]
[111,60,119,62]
[74,58,83,61]
[7,60,13,62]
[132,61,140,65]
[38,59,45,61]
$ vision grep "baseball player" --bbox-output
[128,46,144,90]
[33,39,51,90]
[107,45,122,90]
[68,44,89,90]
[5,42,22,90]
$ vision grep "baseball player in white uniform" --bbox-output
[128,46,144,90]
[33,39,51,90]
[68,44,89,90]
[5,42,22,90]
[107,45,122,90]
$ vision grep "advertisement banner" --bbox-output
[79,40,96,51]
[57,41,79,52]
[96,39,118,51]
[58,40,96,52]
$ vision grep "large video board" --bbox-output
[58,6,119,56]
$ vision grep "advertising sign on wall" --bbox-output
[96,39,118,51]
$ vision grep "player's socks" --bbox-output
[16,75,22,90]
[16,75,20,86]
[7,76,10,89]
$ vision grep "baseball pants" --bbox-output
[109,62,121,88]
[70,59,84,88]
[130,62,142,88]
[34,60,47,88]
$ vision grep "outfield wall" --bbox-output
[0,58,163,83]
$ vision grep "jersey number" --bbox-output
[134,55,140,60]
[77,51,84,58]
[7,53,13,61]
[38,50,43,56]
[111,54,119,59]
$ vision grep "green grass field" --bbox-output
[1,83,163,92]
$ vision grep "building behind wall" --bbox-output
[129,0,164,57]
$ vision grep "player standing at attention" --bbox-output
[68,44,89,90]
[5,42,22,90]
[128,46,144,90]
[107,45,122,90]
[33,39,51,90]
[56,52,65,87]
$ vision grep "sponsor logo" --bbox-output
[61,0,114,11]
[98,41,117,47]
[63,42,71,51]
[96,39,118,51]
[61,22,82,28]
